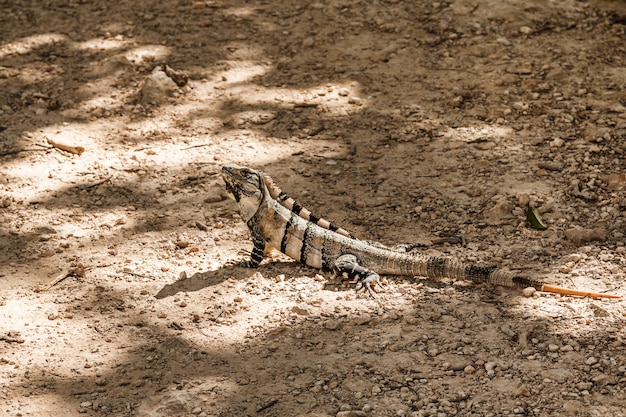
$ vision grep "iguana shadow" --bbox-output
[154,260,468,300]
[154,261,307,299]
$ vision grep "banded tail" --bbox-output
[359,247,622,300]
[440,262,621,299]
[262,174,356,239]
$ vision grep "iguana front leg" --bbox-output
[236,227,266,268]
[334,254,383,298]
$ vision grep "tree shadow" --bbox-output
[1,0,625,414]
[5,278,624,416]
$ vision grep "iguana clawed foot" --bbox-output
[226,250,262,269]
[233,259,259,268]
[226,237,266,268]
[334,254,384,298]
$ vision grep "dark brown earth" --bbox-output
[1,0,625,416]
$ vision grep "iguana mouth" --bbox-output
[224,183,239,201]
[221,165,243,202]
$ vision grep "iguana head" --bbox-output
[221,164,266,222]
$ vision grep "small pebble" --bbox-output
[567,254,584,263]
[496,37,511,46]
[519,26,532,34]
[512,101,528,111]
[354,315,372,325]
[501,324,516,338]
[337,411,366,417]
[325,320,341,330]
[549,137,565,147]
[514,385,531,397]
[517,193,531,206]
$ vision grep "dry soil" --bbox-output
[1,1,626,416]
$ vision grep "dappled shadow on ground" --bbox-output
[1,0,377,153]
[6,277,625,416]
[2,0,626,416]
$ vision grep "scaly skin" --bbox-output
[221,164,620,299]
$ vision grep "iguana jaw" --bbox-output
[221,164,265,222]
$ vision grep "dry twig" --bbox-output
[38,267,85,292]
[46,137,85,155]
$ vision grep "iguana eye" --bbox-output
[243,170,260,185]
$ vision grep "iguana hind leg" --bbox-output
[334,254,383,298]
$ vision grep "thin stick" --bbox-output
[46,137,85,155]
[541,284,621,299]
[38,267,86,292]
[181,143,212,150]
[427,66,479,76]
[82,176,111,190]
[39,270,72,292]
[292,102,319,108]
[256,399,278,413]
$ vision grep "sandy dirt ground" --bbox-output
[1,0,626,416]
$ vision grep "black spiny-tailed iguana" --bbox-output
[221,164,620,299]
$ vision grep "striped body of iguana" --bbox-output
[221,164,620,300]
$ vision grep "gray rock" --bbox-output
[136,391,203,417]
[139,66,178,104]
